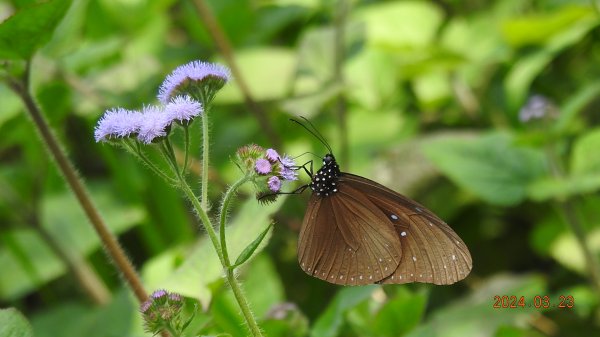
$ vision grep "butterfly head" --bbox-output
[310,153,341,197]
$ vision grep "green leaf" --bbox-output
[504,6,598,111]
[549,228,600,275]
[423,132,547,206]
[142,196,285,309]
[0,308,34,337]
[232,222,274,269]
[553,81,600,133]
[0,0,72,60]
[311,286,376,337]
[372,287,427,337]
[571,128,600,175]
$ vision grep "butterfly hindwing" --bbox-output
[297,182,403,285]
[340,173,473,285]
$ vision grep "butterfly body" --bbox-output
[298,153,472,286]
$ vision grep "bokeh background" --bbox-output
[1,0,600,336]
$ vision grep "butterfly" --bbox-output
[290,118,472,286]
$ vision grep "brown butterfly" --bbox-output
[291,118,472,286]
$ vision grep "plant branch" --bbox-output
[6,64,149,304]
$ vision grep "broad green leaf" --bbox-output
[142,196,285,309]
[0,0,72,60]
[0,185,144,301]
[406,274,546,337]
[311,286,377,337]
[215,48,296,103]
[423,132,547,206]
[345,49,399,110]
[571,128,600,175]
[0,308,34,337]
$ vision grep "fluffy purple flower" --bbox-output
[265,148,280,162]
[255,158,272,175]
[164,95,203,124]
[279,155,298,181]
[268,176,282,192]
[150,289,168,299]
[158,61,231,103]
[94,108,143,142]
[138,105,171,144]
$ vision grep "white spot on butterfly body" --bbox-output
[390,214,399,220]
[400,231,407,237]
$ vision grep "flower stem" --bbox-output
[6,63,148,304]
[201,113,210,211]
[183,126,190,175]
[178,176,263,337]
[219,175,252,266]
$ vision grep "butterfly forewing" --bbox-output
[298,182,403,285]
[340,173,473,285]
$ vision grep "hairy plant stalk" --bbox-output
[6,65,149,304]
[178,177,263,337]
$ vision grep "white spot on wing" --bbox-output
[391,214,398,220]
[400,231,407,237]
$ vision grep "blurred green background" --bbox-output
[2,0,600,336]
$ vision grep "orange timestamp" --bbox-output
[493,295,574,309]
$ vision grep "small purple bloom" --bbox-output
[158,61,231,103]
[268,176,282,192]
[94,108,143,142]
[519,95,555,123]
[265,148,280,162]
[138,105,171,144]
[165,95,203,124]
[279,155,298,181]
[168,293,183,302]
[255,158,272,175]
[140,299,152,313]
[151,289,168,299]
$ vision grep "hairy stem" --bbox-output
[6,64,148,304]
[219,175,252,266]
[201,113,210,211]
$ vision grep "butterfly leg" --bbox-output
[291,160,313,178]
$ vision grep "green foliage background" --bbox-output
[1,0,600,336]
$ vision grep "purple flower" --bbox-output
[519,95,556,123]
[140,299,152,313]
[150,289,168,299]
[94,108,143,142]
[279,155,298,181]
[255,158,272,175]
[158,61,231,103]
[268,176,282,192]
[265,148,280,162]
[138,105,171,144]
[164,95,203,124]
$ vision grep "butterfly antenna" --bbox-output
[290,117,333,154]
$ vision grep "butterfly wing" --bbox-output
[341,173,472,285]
[298,182,403,285]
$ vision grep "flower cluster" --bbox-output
[236,145,298,200]
[140,289,192,335]
[95,61,230,144]
[158,61,231,104]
